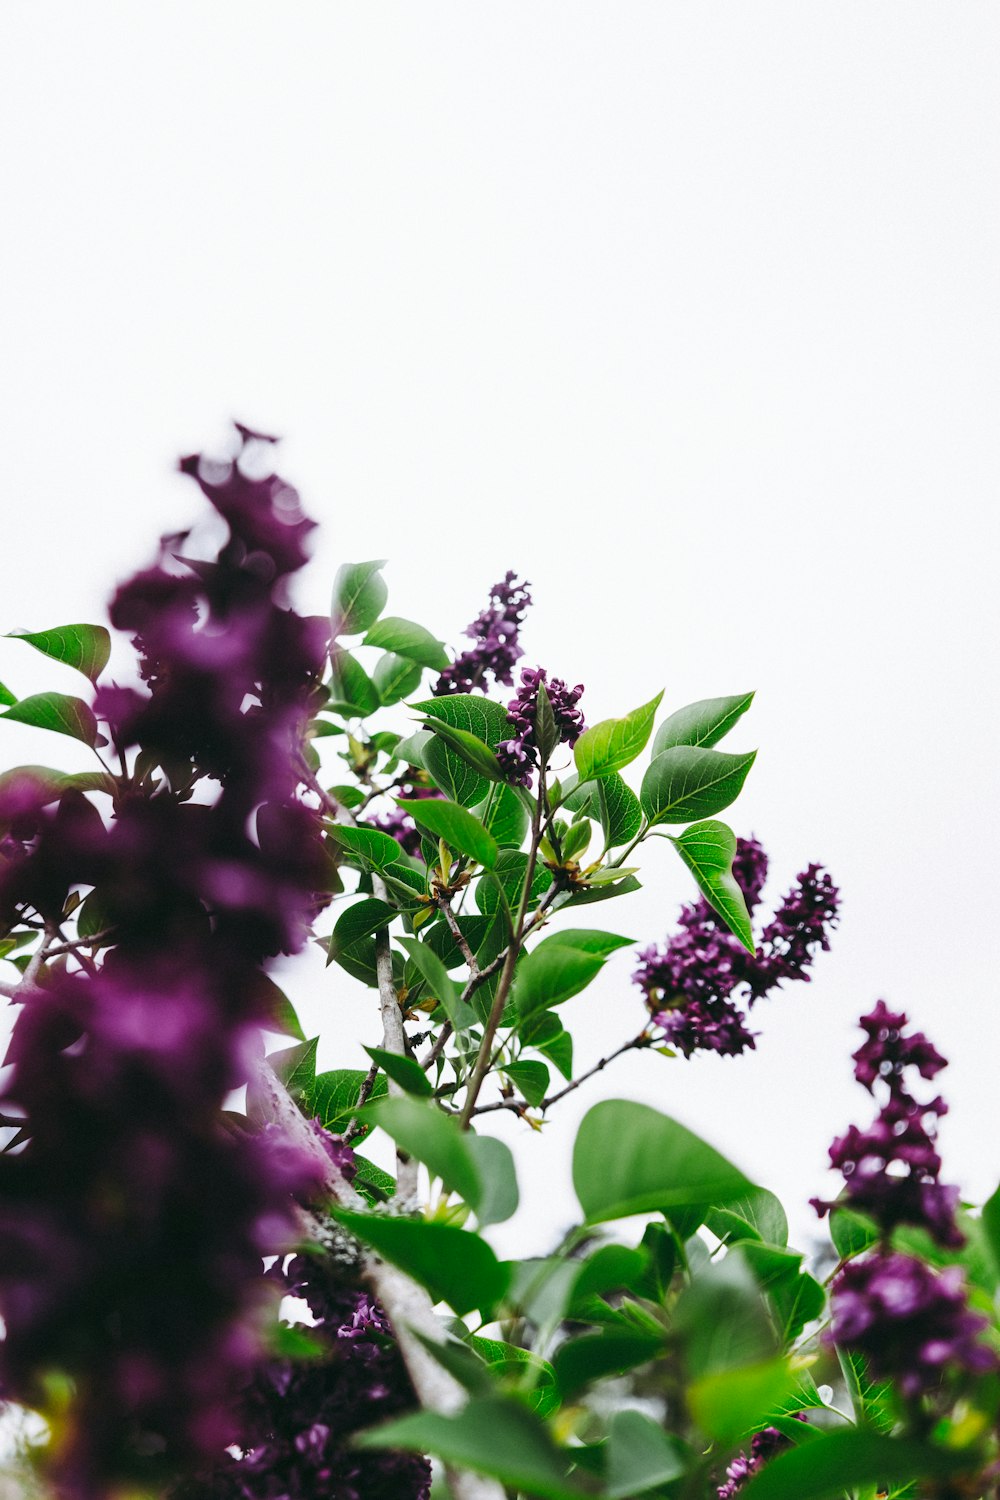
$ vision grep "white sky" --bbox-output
[0,4,998,1257]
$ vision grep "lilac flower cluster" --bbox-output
[717,1423,798,1499]
[174,1230,431,1499]
[829,1253,993,1400]
[812,1001,960,1246]
[432,571,532,696]
[817,1007,994,1398]
[0,429,334,1496]
[632,839,839,1058]
[495,666,586,786]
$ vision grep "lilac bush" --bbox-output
[0,427,997,1500]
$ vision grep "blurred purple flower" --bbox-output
[829,1252,993,1399]
[0,426,334,1496]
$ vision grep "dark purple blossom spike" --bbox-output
[495,666,586,786]
[432,571,532,696]
[829,1252,993,1398]
[812,1005,965,1249]
[632,838,839,1059]
[0,425,336,1497]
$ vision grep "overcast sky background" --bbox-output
[0,4,998,1257]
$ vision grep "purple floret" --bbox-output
[433,571,532,696]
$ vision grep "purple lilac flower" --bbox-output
[0,427,334,1496]
[432,571,532,696]
[171,1242,431,1500]
[812,1003,963,1249]
[829,1252,993,1399]
[495,667,586,786]
[717,1422,803,1498]
[632,838,839,1059]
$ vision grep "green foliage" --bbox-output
[355,1398,592,1499]
[738,1431,979,1500]
[2,692,103,746]
[669,819,755,952]
[331,559,388,636]
[331,1210,509,1317]
[640,746,756,826]
[397,797,498,867]
[8,623,111,682]
[573,1100,753,1221]
[363,616,449,670]
[651,691,755,755]
[572,691,663,780]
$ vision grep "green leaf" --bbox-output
[269,1037,318,1097]
[705,1188,789,1248]
[537,1026,573,1080]
[0,681,16,707]
[398,798,498,868]
[573,1100,752,1222]
[837,1347,894,1434]
[332,1211,509,1317]
[598,774,643,848]
[255,974,306,1041]
[981,1183,1000,1280]
[373,652,423,706]
[398,935,475,1031]
[689,1356,797,1443]
[669,819,754,952]
[412,693,511,748]
[353,1154,396,1203]
[421,719,505,782]
[475,851,550,918]
[504,1060,550,1106]
[325,823,401,873]
[3,692,102,747]
[829,1205,879,1260]
[640,746,756,826]
[553,1330,663,1398]
[474,783,529,849]
[568,1245,649,1313]
[423,733,489,809]
[770,1269,825,1344]
[534,927,634,957]
[8,623,111,683]
[738,1430,977,1500]
[363,1045,433,1097]
[303,1067,388,1135]
[604,1410,686,1499]
[573,691,663,780]
[365,1095,482,1204]
[331,559,388,636]
[355,1397,591,1500]
[513,944,605,1022]
[328,648,380,716]
[328,898,396,966]
[363,616,449,670]
[652,692,755,756]
[466,1134,520,1227]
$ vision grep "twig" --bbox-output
[471,1032,650,1117]
[436,894,480,976]
[343,1061,380,1143]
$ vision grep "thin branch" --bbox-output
[458,788,544,1128]
[472,1032,651,1117]
[343,1061,380,1144]
[435,893,480,976]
